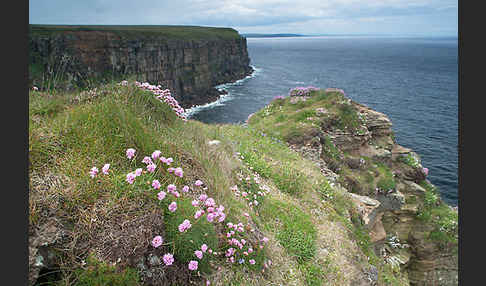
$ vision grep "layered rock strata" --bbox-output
[29,26,253,108]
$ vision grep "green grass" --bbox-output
[73,254,140,286]
[29,24,242,40]
[260,199,317,264]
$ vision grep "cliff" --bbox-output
[28,25,253,108]
[249,88,459,285]
[28,83,458,286]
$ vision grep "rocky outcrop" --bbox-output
[29,25,253,108]
[288,90,458,285]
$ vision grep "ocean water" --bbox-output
[187,36,458,206]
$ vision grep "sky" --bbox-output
[29,0,458,37]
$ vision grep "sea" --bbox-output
[185,36,458,206]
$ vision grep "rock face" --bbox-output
[29,26,253,108]
[288,91,458,285]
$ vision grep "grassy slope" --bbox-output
[29,84,414,285]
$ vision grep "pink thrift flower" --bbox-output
[201,244,208,253]
[199,194,208,202]
[188,260,198,271]
[195,210,204,219]
[423,167,429,176]
[126,148,136,159]
[167,167,175,173]
[195,250,203,259]
[165,157,173,165]
[248,248,253,253]
[89,167,98,178]
[249,259,256,265]
[152,180,161,190]
[207,207,215,213]
[262,237,269,243]
[147,163,156,173]
[174,167,183,178]
[134,168,143,177]
[192,200,199,207]
[152,150,162,160]
[178,219,192,232]
[168,202,177,212]
[160,156,168,164]
[243,212,250,218]
[205,198,216,207]
[167,184,177,192]
[142,156,153,165]
[163,253,174,266]
[171,191,180,198]
[157,191,166,201]
[218,213,226,222]
[195,180,203,186]
[101,164,110,175]
[126,172,136,184]
[152,235,163,248]
[182,185,190,193]
[207,213,215,222]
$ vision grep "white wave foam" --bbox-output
[183,66,261,118]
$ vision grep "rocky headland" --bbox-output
[29,25,253,108]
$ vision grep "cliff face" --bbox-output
[29,26,253,108]
[282,93,458,285]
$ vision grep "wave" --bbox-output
[183,65,262,118]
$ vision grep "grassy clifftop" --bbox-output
[28,82,456,286]
[29,24,242,40]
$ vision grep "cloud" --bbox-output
[29,0,458,35]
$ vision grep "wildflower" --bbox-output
[262,237,269,243]
[166,157,173,165]
[201,244,208,253]
[152,150,162,160]
[178,219,192,232]
[89,167,99,178]
[147,164,156,173]
[126,172,136,184]
[167,167,175,173]
[171,191,180,198]
[142,156,153,165]
[423,167,429,176]
[207,213,215,222]
[32,86,39,91]
[174,167,183,178]
[195,180,203,186]
[126,148,136,159]
[205,198,216,207]
[243,212,250,218]
[192,200,199,207]
[218,213,226,222]
[167,184,177,192]
[238,258,245,264]
[195,210,204,219]
[134,168,143,177]
[168,202,177,212]
[101,164,110,175]
[188,260,198,271]
[157,191,166,200]
[152,180,161,190]
[152,235,163,248]
[199,194,208,201]
[182,185,190,193]
[195,250,203,259]
[249,259,256,265]
[163,253,174,266]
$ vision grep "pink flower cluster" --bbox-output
[191,191,227,224]
[233,172,269,208]
[223,219,270,268]
[89,163,110,178]
[131,81,187,121]
[289,86,320,97]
